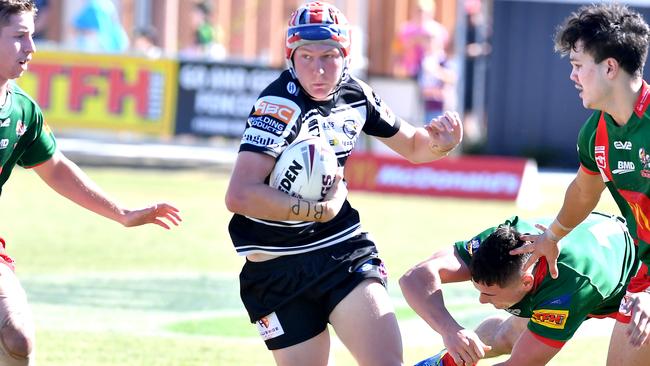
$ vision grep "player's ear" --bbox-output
[605,57,619,79]
[521,273,535,290]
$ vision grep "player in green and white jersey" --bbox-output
[0,2,180,365]
[401,213,638,366]
[510,5,650,364]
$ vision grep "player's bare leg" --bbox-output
[329,279,403,366]
[606,321,650,366]
[0,262,35,366]
[474,314,528,357]
[271,328,331,366]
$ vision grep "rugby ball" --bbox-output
[269,136,338,201]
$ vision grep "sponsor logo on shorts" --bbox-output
[619,292,633,317]
[0,139,8,149]
[253,101,296,124]
[255,312,285,341]
[0,118,9,127]
[531,309,569,329]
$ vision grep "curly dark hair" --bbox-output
[0,0,36,28]
[554,3,650,77]
[470,224,532,287]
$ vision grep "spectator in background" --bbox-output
[181,1,226,60]
[73,0,129,53]
[132,25,163,59]
[418,29,457,124]
[32,0,48,41]
[393,0,449,79]
[461,0,491,149]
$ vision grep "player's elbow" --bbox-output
[224,186,247,214]
[398,268,418,295]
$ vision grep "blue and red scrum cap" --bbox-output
[285,1,351,61]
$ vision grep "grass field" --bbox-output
[0,166,620,365]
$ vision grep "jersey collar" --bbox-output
[633,80,650,118]
[531,257,548,293]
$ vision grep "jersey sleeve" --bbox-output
[527,275,603,347]
[354,78,401,138]
[576,112,600,174]
[238,73,302,159]
[17,105,56,168]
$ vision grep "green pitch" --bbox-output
[0,167,619,365]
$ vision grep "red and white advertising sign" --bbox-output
[345,152,537,201]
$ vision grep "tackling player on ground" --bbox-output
[401,213,638,366]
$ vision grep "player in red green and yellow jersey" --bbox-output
[401,213,638,366]
[0,1,181,365]
[510,4,650,365]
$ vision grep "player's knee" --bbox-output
[0,316,33,360]
[492,327,515,352]
[492,319,523,354]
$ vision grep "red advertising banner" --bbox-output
[345,152,537,201]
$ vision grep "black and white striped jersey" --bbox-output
[229,70,401,256]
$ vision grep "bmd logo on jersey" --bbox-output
[531,309,569,329]
[613,161,635,175]
[253,101,296,124]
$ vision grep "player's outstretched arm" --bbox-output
[400,247,490,365]
[225,151,346,222]
[494,329,560,366]
[378,111,462,163]
[32,150,181,229]
[512,169,604,278]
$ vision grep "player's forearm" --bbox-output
[552,178,601,238]
[225,182,336,222]
[35,155,126,224]
[399,268,463,336]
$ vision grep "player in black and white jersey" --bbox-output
[225,2,462,365]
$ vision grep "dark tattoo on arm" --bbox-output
[291,198,325,220]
